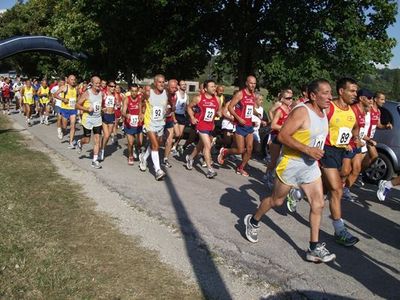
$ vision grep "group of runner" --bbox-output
[1,74,396,263]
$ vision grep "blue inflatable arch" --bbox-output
[0,36,87,60]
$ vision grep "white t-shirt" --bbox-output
[252,106,264,131]
[51,85,61,107]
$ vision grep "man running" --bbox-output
[54,75,79,148]
[244,79,336,263]
[139,74,168,181]
[51,79,66,139]
[38,79,51,125]
[122,84,143,165]
[1,77,12,115]
[320,77,360,247]
[100,81,117,161]
[21,79,35,126]
[163,79,178,167]
[218,75,257,176]
[186,79,221,178]
[172,80,188,156]
[75,76,103,169]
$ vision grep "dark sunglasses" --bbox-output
[284,97,293,100]
[108,85,116,87]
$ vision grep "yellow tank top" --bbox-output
[326,101,356,148]
[23,86,34,102]
[214,95,224,120]
[38,86,50,103]
[60,86,78,110]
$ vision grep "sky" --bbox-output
[1,0,400,68]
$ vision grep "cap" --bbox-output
[357,88,374,99]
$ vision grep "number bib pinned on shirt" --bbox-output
[69,98,76,108]
[93,102,101,113]
[313,135,325,150]
[129,115,139,127]
[204,108,215,122]
[336,127,352,145]
[359,127,366,139]
[105,96,115,108]
[245,105,254,119]
[152,106,163,121]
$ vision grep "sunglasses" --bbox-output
[108,85,116,87]
[284,97,293,100]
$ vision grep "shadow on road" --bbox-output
[164,176,231,299]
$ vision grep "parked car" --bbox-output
[364,100,400,183]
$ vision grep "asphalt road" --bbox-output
[8,112,400,299]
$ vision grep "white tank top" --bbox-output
[175,90,187,115]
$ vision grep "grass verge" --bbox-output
[0,116,202,299]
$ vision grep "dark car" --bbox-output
[364,101,400,183]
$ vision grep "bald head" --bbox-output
[67,74,77,87]
[91,76,101,92]
[168,79,178,94]
[245,75,256,93]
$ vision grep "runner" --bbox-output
[21,79,35,126]
[139,74,168,181]
[263,89,293,188]
[218,75,257,176]
[122,84,143,165]
[112,84,124,144]
[320,77,360,247]
[51,78,66,139]
[163,79,179,168]
[252,94,268,156]
[100,81,117,161]
[220,92,237,150]
[244,79,335,263]
[171,80,188,156]
[75,76,103,169]
[54,75,79,148]
[32,78,40,117]
[12,76,24,114]
[186,79,221,178]
[1,77,12,115]
[37,79,51,125]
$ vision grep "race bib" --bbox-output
[69,97,76,108]
[336,127,352,145]
[245,105,254,119]
[204,108,215,122]
[152,106,163,121]
[313,135,325,150]
[105,96,115,108]
[359,127,366,139]
[25,92,33,98]
[129,115,139,127]
[93,102,101,113]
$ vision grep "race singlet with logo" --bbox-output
[61,86,78,110]
[325,101,356,148]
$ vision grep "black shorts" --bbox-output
[320,145,346,169]
[175,113,187,126]
[83,125,102,137]
[102,113,115,124]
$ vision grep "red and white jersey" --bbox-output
[166,93,177,123]
[349,103,366,149]
[2,82,11,98]
[234,89,256,126]
[271,106,290,135]
[368,106,381,138]
[195,93,220,132]
[102,92,116,111]
[124,95,142,128]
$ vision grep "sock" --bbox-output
[151,151,161,171]
[333,218,345,235]
[143,146,151,160]
[93,154,98,162]
[309,241,319,250]
[250,216,259,227]
[57,127,62,133]
[386,181,393,189]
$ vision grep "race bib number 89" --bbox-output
[93,102,101,113]
[336,127,352,145]
[204,108,215,122]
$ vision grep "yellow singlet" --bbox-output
[60,86,78,110]
[38,86,50,104]
[325,101,356,148]
[23,86,34,105]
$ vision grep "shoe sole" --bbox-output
[244,214,258,243]
[306,253,336,263]
[156,173,166,181]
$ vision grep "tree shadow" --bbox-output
[266,290,356,299]
[164,176,231,299]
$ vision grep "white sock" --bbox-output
[386,181,393,189]
[332,218,345,235]
[93,154,98,162]
[151,150,161,172]
[57,127,62,133]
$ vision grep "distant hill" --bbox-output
[360,68,400,101]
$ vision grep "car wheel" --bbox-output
[364,153,395,184]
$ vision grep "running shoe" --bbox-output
[355,175,365,187]
[76,139,82,154]
[185,155,193,170]
[67,143,75,149]
[155,169,166,181]
[206,169,217,179]
[342,187,354,202]
[236,167,249,177]
[334,228,359,247]
[128,156,134,165]
[217,147,226,165]
[377,180,390,201]
[199,157,207,168]
[44,119,49,125]
[244,214,259,243]
[306,243,336,263]
[163,158,172,168]
[171,148,179,157]
[286,189,298,213]
[139,152,147,171]
[91,161,102,169]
